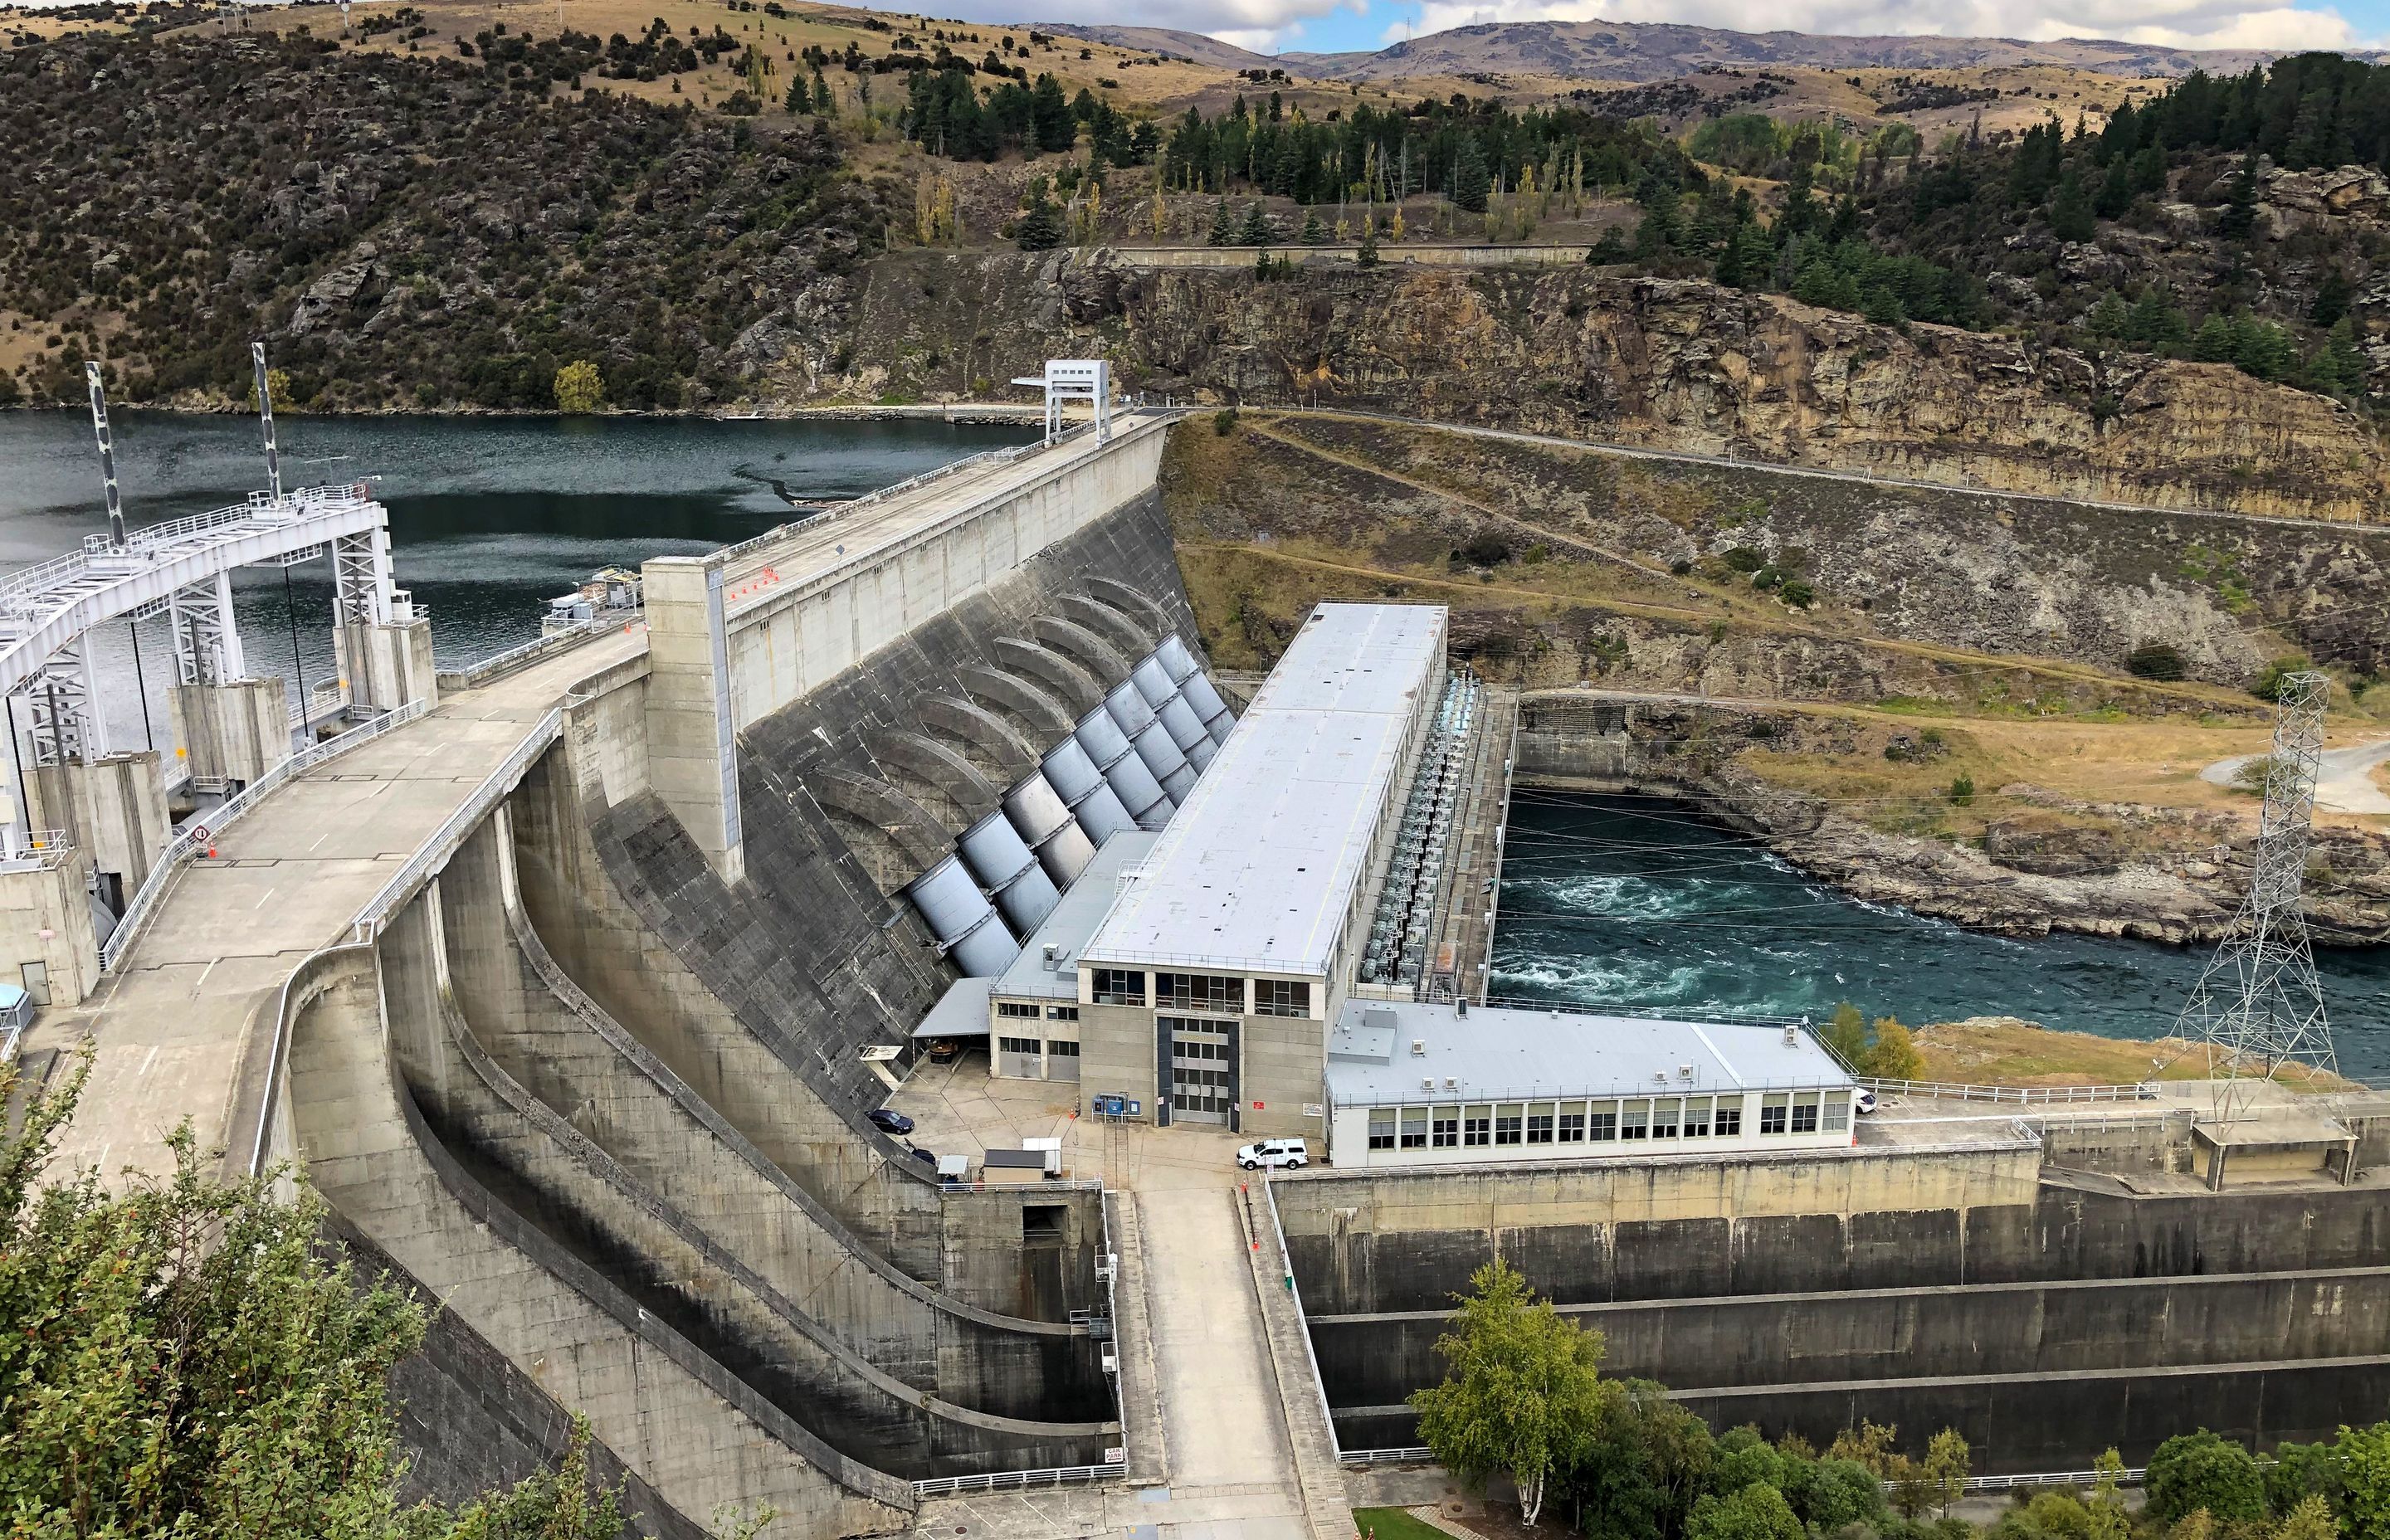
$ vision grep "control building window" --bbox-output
[1620,1100,1650,1141]
[1589,1103,1618,1141]
[1047,1039,1080,1058]
[997,1001,1041,1019]
[1791,1093,1820,1134]
[1090,969,1145,1006]
[1558,1105,1587,1142]
[1682,1097,1712,1138]
[998,1036,1041,1055]
[1368,1109,1397,1150]
[1400,1108,1427,1148]
[1432,1109,1459,1148]
[1526,1104,1555,1144]
[1156,972,1244,1013]
[1047,1006,1080,1022]
[1494,1105,1524,1145]
[1650,1098,1680,1140]
[1254,979,1311,1017]
[1715,1099,1744,1137]
[1760,1094,1789,1135]
[1822,1092,1850,1133]
[1463,1106,1491,1147]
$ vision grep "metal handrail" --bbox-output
[715,412,1119,569]
[434,614,633,692]
[1258,1176,1343,1463]
[99,699,432,972]
[1333,1445,2150,1491]
[0,830,76,874]
[909,1460,1123,1499]
[347,708,563,943]
[1861,1076,2158,1106]
[0,485,371,619]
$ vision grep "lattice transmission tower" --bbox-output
[2173,670,2336,1087]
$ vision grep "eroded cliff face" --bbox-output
[812,251,2390,524]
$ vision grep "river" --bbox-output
[1492,788,2390,1081]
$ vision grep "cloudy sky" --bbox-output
[963,0,2379,59]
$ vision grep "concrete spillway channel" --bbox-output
[288,946,915,1537]
[394,815,1117,1479]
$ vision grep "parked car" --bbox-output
[1854,1088,1879,1115]
[868,1109,916,1135]
[907,1145,938,1167]
[1236,1138,1309,1171]
[926,1039,963,1063]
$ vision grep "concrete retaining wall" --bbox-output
[1312,1267,2390,1407]
[391,879,1111,1480]
[290,944,912,1538]
[1333,1356,2390,1469]
[441,805,1109,1424]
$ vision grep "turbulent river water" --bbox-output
[1492,788,2390,1080]
[2,409,2380,1069]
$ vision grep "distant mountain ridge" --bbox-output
[1042,17,2385,83]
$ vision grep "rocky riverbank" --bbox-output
[1516,703,2390,947]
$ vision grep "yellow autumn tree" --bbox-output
[553,360,604,414]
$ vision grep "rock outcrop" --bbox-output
[821,251,2390,525]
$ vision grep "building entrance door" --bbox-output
[1165,1017,1233,1125]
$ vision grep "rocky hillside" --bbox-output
[823,252,2390,524]
[0,31,892,412]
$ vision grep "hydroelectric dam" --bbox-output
[12,383,2390,1540]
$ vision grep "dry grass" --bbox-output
[1912,1016,2352,1092]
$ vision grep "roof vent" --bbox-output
[1042,943,1059,971]
[1678,1064,1695,1080]
[1653,1070,1668,1084]
[1411,1038,1427,1057]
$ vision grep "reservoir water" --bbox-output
[1492,789,2390,1081]
[2,410,2381,1074]
[0,409,1036,718]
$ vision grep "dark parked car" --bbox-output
[868,1109,915,1135]
[909,1146,938,1166]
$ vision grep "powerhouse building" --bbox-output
[1321,1000,1860,1167]
[1073,603,1449,1137]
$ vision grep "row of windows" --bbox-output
[998,1037,1081,1058]
[995,1001,1080,1021]
[1363,1092,1849,1151]
[1084,970,1310,1016]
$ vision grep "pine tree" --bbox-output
[1237,200,1273,246]
[1207,197,1234,246]
[1015,183,1063,251]
[1451,138,1491,214]
[1299,208,1327,244]
[1357,225,1381,267]
[2051,168,2096,242]
[2216,153,2260,239]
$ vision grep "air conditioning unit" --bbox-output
[1678,1064,1695,1080]
[1411,1038,1427,1056]
[1422,1077,1435,1090]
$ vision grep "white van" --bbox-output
[1236,1138,1309,1171]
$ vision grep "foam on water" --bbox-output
[1494,792,2390,1079]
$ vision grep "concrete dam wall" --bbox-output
[1280,1156,2390,1469]
[266,417,1204,1534]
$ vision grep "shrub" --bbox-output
[1949,773,1976,806]
[1212,407,1239,436]
[1723,545,1768,573]
[1460,531,1513,568]
[1779,578,1816,607]
[2147,1430,2267,1524]
[2250,655,2314,702]
[2127,642,2188,680]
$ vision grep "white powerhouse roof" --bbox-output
[1081,603,1446,977]
[1324,1001,1858,1106]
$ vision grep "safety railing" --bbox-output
[99,699,432,972]
[348,708,563,943]
[1340,1445,1433,1467]
[934,1176,1107,1194]
[1861,1077,2158,1106]
[0,831,76,874]
[1333,1447,2150,1490]
[1258,1175,1343,1464]
[715,412,1117,568]
[288,679,350,730]
[434,615,632,693]
[909,1460,1123,1499]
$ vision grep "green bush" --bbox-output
[1949,773,1976,807]
[1723,546,1768,573]
[2250,655,2314,702]
[2147,1430,2267,1524]
[2126,643,2188,681]
[1212,407,1239,436]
